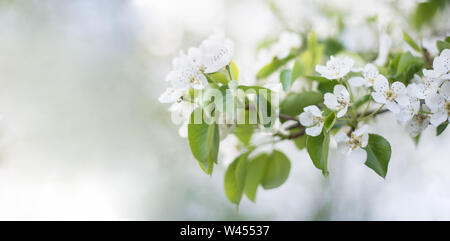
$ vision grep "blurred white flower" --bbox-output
[394,84,422,124]
[299,105,324,136]
[324,84,350,118]
[335,125,369,163]
[423,49,450,80]
[158,88,184,103]
[395,97,421,125]
[271,31,302,59]
[169,101,196,138]
[349,63,379,87]
[371,75,408,113]
[191,31,234,74]
[425,81,450,126]
[405,111,430,137]
[315,56,354,80]
[375,33,391,66]
[166,53,208,90]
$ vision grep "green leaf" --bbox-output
[280,69,292,92]
[403,31,421,52]
[244,153,269,202]
[291,58,303,82]
[188,108,220,175]
[256,55,295,79]
[413,134,421,146]
[317,80,339,94]
[437,121,448,136]
[224,152,250,205]
[233,126,254,146]
[412,0,445,30]
[304,75,330,83]
[229,61,239,80]
[279,91,323,119]
[237,85,275,128]
[396,52,414,76]
[261,151,291,189]
[323,37,344,57]
[206,72,229,85]
[293,134,307,150]
[323,112,336,132]
[306,132,330,176]
[364,134,391,178]
[437,40,450,53]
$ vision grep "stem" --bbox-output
[422,47,433,69]
[226,65,233,80]
[358,104,385,121]
[361,98,371,118]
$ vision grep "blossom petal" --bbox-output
[425,93,445,113]
[299,112,314,126]
[335,132,349,143]
[396,94,410,107]
[360,133,369,148]
[441,81,450,100]
[430,111,448,127]
[433,49,450,75]
[391,82,406,96]
[306,123,323,136]
[386,101,401,113]
[304,105,322,117]
[348,77,365,87]
[373,75,389,93]
[337,106,348,118]
[371,92,387,104]
[324,93,339,110]
[348,147,367,164]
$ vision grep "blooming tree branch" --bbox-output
[158,1,450,206]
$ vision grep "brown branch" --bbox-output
[278,113,299,122]
[423,47,433,68]
[276,108,390,140]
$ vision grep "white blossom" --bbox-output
[395,96,421,124]
[395,84,421,124]
[423,49,450,80]
[315,56,354,80]
[271,31,302,59]
[158,88,185,104]
[348,63,379,87]
[324,84,350,118]
[405,111,430,137]
[169,101,196,138]
[335,125,369,163]
[425,81,450,126]
[299,105,324,136]
[190,31,234,74]
[166,53,208,90]
[374,33,391,66]
[371,75,409,113]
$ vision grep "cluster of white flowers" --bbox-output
[394,49,450,135]
[298,49,449,161]
[159,32,235,137]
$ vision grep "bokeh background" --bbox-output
[0,0,449,220]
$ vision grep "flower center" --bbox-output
[384,90,396,101]
[445,101,450,115]
[348,134,362,150]
[312,116,324,125]
[337,98,348,108]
